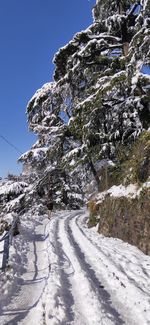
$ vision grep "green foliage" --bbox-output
[103,132,150,187]
[88,214,99,228]
[122,131,150,184]
[88,200,100,227]
[92,131,150,192]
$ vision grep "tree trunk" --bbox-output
[118,1,123,14]
[123,42,129,56]
[88,160,101,191]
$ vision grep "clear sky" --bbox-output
[0,0,96,178]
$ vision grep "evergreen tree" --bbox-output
[20,0,150,207]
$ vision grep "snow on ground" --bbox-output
[0,210,150,324]
[95,181,150,204]
[0,212,51,325]
[107,183,138,198]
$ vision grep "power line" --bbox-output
[0,134,23,155]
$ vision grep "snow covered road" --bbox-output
[0,210,150,324]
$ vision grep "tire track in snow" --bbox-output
[75,213,150,296]
[1,210,150,324]
[65,214,124,325]
[76,214,150,296]
[68,212,150,325]
[52,217,75,324]
[58,213,122,325]
[39,214,75,325]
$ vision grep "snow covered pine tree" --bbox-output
[19,0,150,215]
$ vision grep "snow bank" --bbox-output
[108,184,138,198]
[95,182,150,205]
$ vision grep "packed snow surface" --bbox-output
[0,210,150,324]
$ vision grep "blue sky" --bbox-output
[0,0,95,178]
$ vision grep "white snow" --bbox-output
[67,192,82,199]
[95,184,138,205]
[95,181,150,205]
[0,181,28,196]
[5,194,25,212]
[108,184,138,198]
[4,213,14,224]
[27,82,55,110]
[19,147,48,162]
[0,210,150,324]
